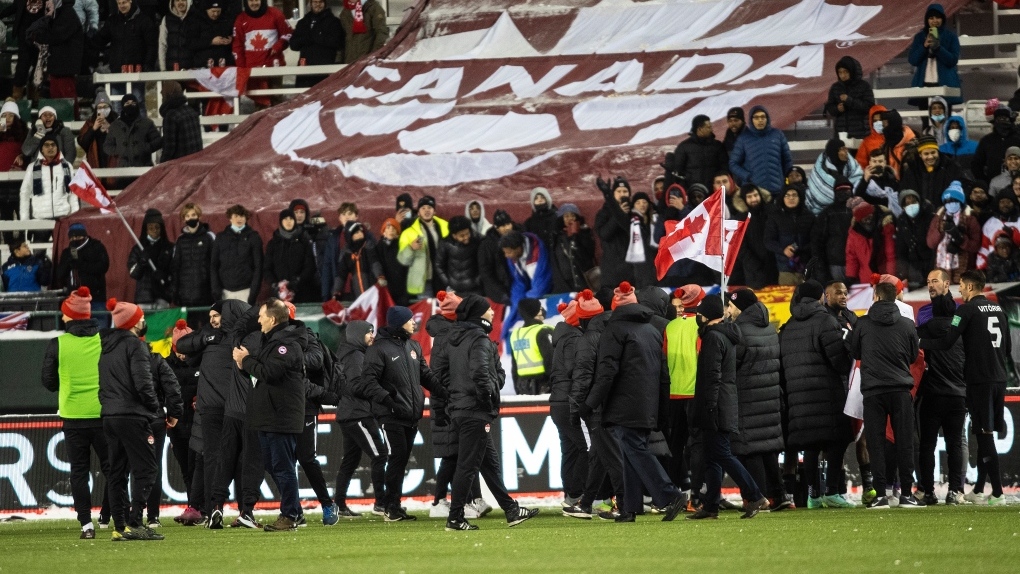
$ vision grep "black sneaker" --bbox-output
[741,497,770,519]
[899,495,924,508]
[597,509,619,521]
[506,506,539,527]
[123,526,165,541]
[945,491,962,506]
[921,493,939,507]
[686,508,718,520]
[336,505,362,518]
[661,492,688,522]
[236,512,259,529]
[445,518,479,531]
[80,528,96,539]
[562,504,593,519]
[866,496,889,509]
[384,508,416,522]
[207,509,223,530]
[295,515,308,527]
[769,494,795,512]
[372,504,387,516]
[614,512,636,523]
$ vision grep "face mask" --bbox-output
[121,105,139,121]
[136,323,148,338]
[479,318,493,333]
[931,114,945,123]
[185,218,199,229]
[97,107,110,118]
[945,202,961,215]
[995,122,1012,136]
[905,203,920,218]
[948,128,961,143]
[873,121,884,135]
[231,224,245,232]
[69,238,86,247]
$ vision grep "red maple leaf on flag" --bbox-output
[250,32,269,51]
[671,213,707,245]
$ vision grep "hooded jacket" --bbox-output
[159,0,191,71]
[211,223,263,303]
[549,321,582,406]
[908,3,962,105]
[159,92,203,162]
[439,321,504,422]
[732,303,784,455]
[104,110,162,167]
[96,0,157,71]
[973,120,1020,184]
[780,299,853,448]
[731,188,776,288]
[149,352,184,421]
[692,320,743,433]
[845,210,897,284]
[551,215,596,293]
[570,311,611,419]
[584,304,669,429]
[374,233,409,305]
[806,143,864,215]
[288,5,342,66]
[916,294,965,398]
[339,0,388,64]
[54,236,109,301]
[166,352,200,424]
[335,321,375,423]
[763,186,815,274]
[464,200,492,238]
[524,188,558,252]
[175,299,250,412]
[729,105,794,194]
[855,104,889,167]
[242,322,307,434]
[98,328,159,419]
[849,300,919,397]
[923,96,951,146]
[824,56,875,139]
[356,326,441,426]
[477,226,512,303]
[435,234,481,295]
[265,225,317,303]
[895,196,936,280]
[671,130,728,189]
[172,222,215,306]
[128,208,174,303]
[424,316,458,456]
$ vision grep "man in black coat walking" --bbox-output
[355,306,444,522]
[850,282,921,509]
[432,294,540,531]
[550,300,587,510]
[580,284,686,523]
[234,299,306,532]
[688,296,768,520]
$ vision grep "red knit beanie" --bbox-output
[612,281,637,310]
[285,301,296,320]
[106,298,144,331]
[61,286,92,320]
[171,319,192,353]
[436,290,462,320]
[558,300,580,327]
[870,273,904,294]
[576,289,604,320]
[673,284,705,310]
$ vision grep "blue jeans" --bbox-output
[259,431,300,519]
[703,429,762,513]
[610,426,680,514]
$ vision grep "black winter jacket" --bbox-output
[128,210,174,304]
[54,237,109,301]
[166,352,200,424]
[672,133,728,188]
[149,352,184,421]
[226,307,262,418]
[692,321,742,433]
[161,8,191,71]
[292,321,327,415]
[175,299,250,412]
[849,300,919,398]
[586,304,669,430]
[732,303,784,455]
[595,198,634,288]
[242,323,306,435]
[188,10,234,67]
[570,311,610,419]
[375,236,408,306]
[435,322,503,423]
[551,223,596,293]
[973,126,1020,183]
[763,190,815,274]
[96,4,157,71]
[424,316,457,455]
[98,328,159,419]
[171,224,215,306]
[436,235,481,295]
[549,321,581,405]
[810,190,854,271]
[895,203,936,285]
[211,225,263,304]
[824,56,875,139]
[264,229,317,303]
[356,327,441,426]
[289,9,343,66]
[732,192,776,289]
[524,209,558,255]
[780,300,853,448]
[899,155,965,206]
[27,0,83,77]
[159,94,203,162]
[477,228,510,304]
[917,297,965,398]
[335,321,375,423]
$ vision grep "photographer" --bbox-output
[926,181,979,283]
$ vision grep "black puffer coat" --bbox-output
[849,301,918,398]
[549,321,581,406]
[356,326,440,427]
[187,9,234,67]
[671,133,729,189]
[732,190,777,289]
[98,328,159,419]
[763,187,815,274]
[335,321,374,423]
[54,237,109,301]
[166,352,200,425]
[810,188,854,274]
[477,227,510,304]
[595,198,634,288]
[27,0,83,77]
[149,352,184,421]
[241,323,306,435]
[425,316,458,456]
[586,304,669,430]
[692,321,742,433]
[780,299,853,449]
[435,235,481,295]
[551,222,596,293]
[264,228,317,303]
[731,303,784,455]
[439,322,504,423]
[161,0,191,71]
[289,7,343,65]
[570,311,610,420]
[824,56,875,139]
[174,299,250,413]
[211,224,263,304]
[128,209,174,304]
[96,2,157,71]
[375,236,408,306]
[171,223,215,306]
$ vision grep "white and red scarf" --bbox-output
[345,0,367,34]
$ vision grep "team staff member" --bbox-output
[143,346,184,528]
[234,299,307,532]
[509,298,553,395]
[355,306,445,522]
[920,270,1012,505]
[167,320,204,526]
[662,286,704,503]
[101,298,167,541]
[41,287,111,539]
[549,299,587,510]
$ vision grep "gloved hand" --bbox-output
[569,409,581,427]
[34,121,46,139]
[577,403,593,420]
[947,227,964,254]
[596,176,611,199]
[477,390,494,413]
[433,405,450,427]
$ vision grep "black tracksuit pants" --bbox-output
[382,423,418,511]
[336,418,387,506]
[167,418,194,506]
[434,455,482,502]
[917,394,967,495]
[449,417,516,522]
[863,390,915,497]
[550,404,588,499]
[738,452,786,501]
[663,399,691,491]
[298,414,333,508]
[200,409,225,514]
[104,416,157,531]
[610,426,681,514]
[579,415,625,508]
[63,424,111,526]
[144,420,168,520]
[804,442,850,497]
[212,415,262,514]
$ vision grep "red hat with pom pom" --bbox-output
[672,284,706,310]
[436,290,463,320]
[576,289,604,319]
[107,298,144,331]
[61,286,92,320]
[612,281,638,310]
[171,319,192,352]
[285,301,296,320]
[558,300,580,327]
[870,273,904,295]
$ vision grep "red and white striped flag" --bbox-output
[324,285,395,332]
[69,162,114,214]
[654,191,748,280]
[192,67,252,98]
[0,312,30,332]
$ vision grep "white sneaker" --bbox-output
[963,491,987,504]
[988,494,1006,506]
[429,499,451,518]
[472,498,492,517]
[464,503,480,519]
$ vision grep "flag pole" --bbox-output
[112,205,158,272]
[720,185,728,304]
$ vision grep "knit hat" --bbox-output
[727,107,745,121]
[575,289,604,319]
[556,203,580,218]
[171,319,192,352]
[61,286,92,320]
[288,198,309,214]
[386,306,414,328]
[455,294,491,323]
[39,132,60,151]
[870,273,904,295]
[1006,146,1020,159]
[120,94,138,106]
[518,298,543,320]
[493,209,513,227]
[674,284,705,310]
[285,301,296,320]
[612,176,631,193]
[93,91,112,110]
[995,231,1014,246]
[106,298,144,331]
[210,300,225,315]
[68,222,87,237]
[205,0,223,8]
[380,217,401,235]
[279,208,295,224]
[448,215,471,235]
[631,192,651,206]
[695,296,724,321]
[558,300,580,327]
[728,288,758,312]
[688,183,709,199]
[417,195,436,210]
[1,101,20,118]
[396,193,413,211]
[916,134,939,152]
[436,290,462,320]
[799,280,825,301]
[38,105,57,118]
[612,281,638,310]
[898,189,920,205]
[852,202,875,221]
[994,107,1014,122]
[941,181,965,205]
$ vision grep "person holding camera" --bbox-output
[926,181,980,284]
[764,184,815,286]
[907,4,961,109]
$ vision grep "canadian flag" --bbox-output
[654,191,749,280]
[323,285,395,332]
[191,67,252,98]
[69,161,114,214]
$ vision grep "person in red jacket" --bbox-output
[232,0,292,108]
[845,200,895,285]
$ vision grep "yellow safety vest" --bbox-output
[511,324,549,377]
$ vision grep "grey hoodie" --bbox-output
[464,200,492,237]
